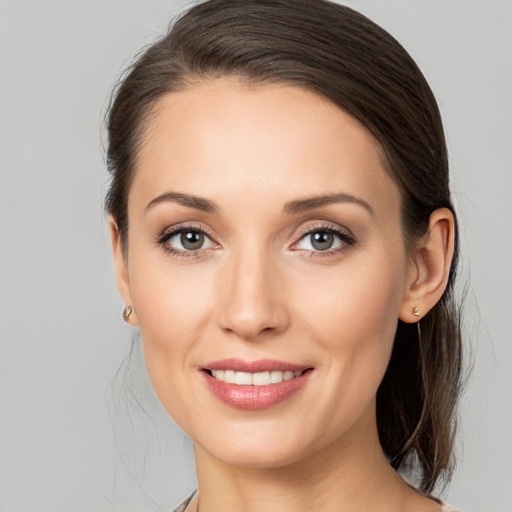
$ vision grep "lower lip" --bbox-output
[202,371,311,410]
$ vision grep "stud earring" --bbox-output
[122,305,133,323]
[412,307,420,317]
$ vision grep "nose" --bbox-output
[217,246,290,341]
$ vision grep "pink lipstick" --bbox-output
[201,358,313,410]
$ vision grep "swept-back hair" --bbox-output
[105,0,463,493]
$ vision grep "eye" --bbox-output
[293,226,355,253]
[159,227,216,254]
[297,230,341,251]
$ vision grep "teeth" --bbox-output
[252,371,271,386]
[224,370,235,383]
[210,369,304,385]
[235,371,253,385]
[270,371,283,383]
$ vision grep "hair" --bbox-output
[105,0,463,495]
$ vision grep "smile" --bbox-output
[208,369,304,386]
[202,359,313,410]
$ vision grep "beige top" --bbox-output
[172,494,459,511]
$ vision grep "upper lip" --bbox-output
[203,358,311,373]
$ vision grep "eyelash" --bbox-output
[291,223,356,258]
[156,223,356,259]
[156,224,218,259]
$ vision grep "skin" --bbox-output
[110,80,455,512]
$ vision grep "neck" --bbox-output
[192,408,421,512]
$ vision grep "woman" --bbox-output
[105,1,462,510]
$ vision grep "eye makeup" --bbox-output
[156,223,219,259]
[290,222,357,259]
[155,220,357,260]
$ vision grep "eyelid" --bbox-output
[158,222,217,242]
[155,221,356,258]
[294,222,355,241]
[290,222,356,253]
[156,222,220,256]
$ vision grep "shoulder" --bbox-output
[440,506,460,512]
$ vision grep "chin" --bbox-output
[209,442,309,469]
[191,416,323,470]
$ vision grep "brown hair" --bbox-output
[105,0,463,494]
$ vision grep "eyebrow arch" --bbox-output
[283,193,374,216]
[145,192,219,214]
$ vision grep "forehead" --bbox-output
[130,80,400,218]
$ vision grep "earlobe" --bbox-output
[108,215,138,326]
[399,208,455,323]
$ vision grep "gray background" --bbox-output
[1,1,511,511]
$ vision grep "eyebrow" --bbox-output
[283,193,374,216]
[145,192,219,214]
[145,191,374,216]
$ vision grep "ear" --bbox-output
[108,215,138,326]
[399,208,455,323]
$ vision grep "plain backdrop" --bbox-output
[1,1,511,511]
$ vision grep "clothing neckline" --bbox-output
[173,491,459,512]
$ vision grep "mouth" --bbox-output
[201,359,314,410]
[204,368,307,385]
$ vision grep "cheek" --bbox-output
[292,249,405,347]
[129,246,215,334]
[126,251,218,404]
[289,248,407,404]
[125,230,409,446]
[273,255,406,452]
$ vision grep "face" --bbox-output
[114,80,417,468]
